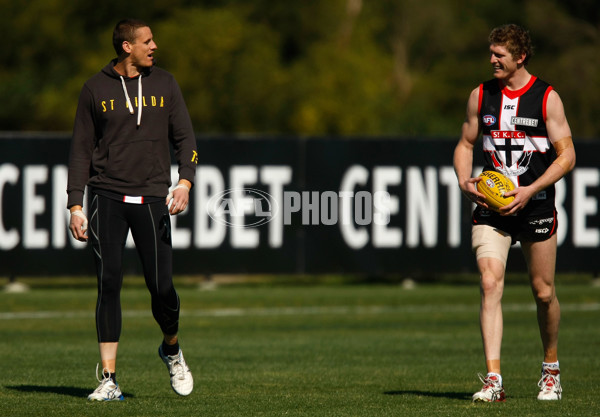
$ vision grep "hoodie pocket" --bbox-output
[105,138,159,184]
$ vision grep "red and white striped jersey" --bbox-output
[477,76,557,215]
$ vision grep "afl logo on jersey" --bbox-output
[482,115,496,126]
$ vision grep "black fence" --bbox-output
[1,134,598,276]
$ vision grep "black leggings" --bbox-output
[89,194,180,342]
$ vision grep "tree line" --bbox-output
[1,0,598,138]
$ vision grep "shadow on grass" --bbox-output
[384,390,472,400]
[5,384,134,399]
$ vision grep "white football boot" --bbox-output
[537,365,562,400]
[472,373,506,402]
[87,365,124,401]
[159,345,194,396]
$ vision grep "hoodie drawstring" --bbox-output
[120,75,143,126]
[136,75,142,126]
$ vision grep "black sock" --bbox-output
[102,370,117,384]
[162,340,180,356]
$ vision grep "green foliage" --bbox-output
[0,0,598,136]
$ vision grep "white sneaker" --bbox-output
[472,373,506,402]
[159,345,194,396]
[87,365,124,401]
[538,366,562,400]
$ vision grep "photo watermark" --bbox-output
[206,188,394,229]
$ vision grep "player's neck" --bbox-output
[113,59,141,79]
[500,68,531,91]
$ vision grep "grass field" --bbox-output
[1,276,599,417]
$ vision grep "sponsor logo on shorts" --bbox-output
[529,217,554,226]
[535,228,550,234]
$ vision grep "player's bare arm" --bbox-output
[454,86,489,209]
[501,90,575,215]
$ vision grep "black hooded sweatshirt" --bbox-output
[67,60,197,208]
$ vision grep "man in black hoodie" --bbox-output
[67,18,197,401]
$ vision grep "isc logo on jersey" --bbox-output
[482,115,496,126]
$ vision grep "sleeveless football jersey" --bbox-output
[478,76,557,216]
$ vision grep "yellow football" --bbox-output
[476,170,515,212]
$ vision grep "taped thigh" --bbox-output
[472,224,512,266]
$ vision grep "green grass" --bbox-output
[0,278,599,416]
